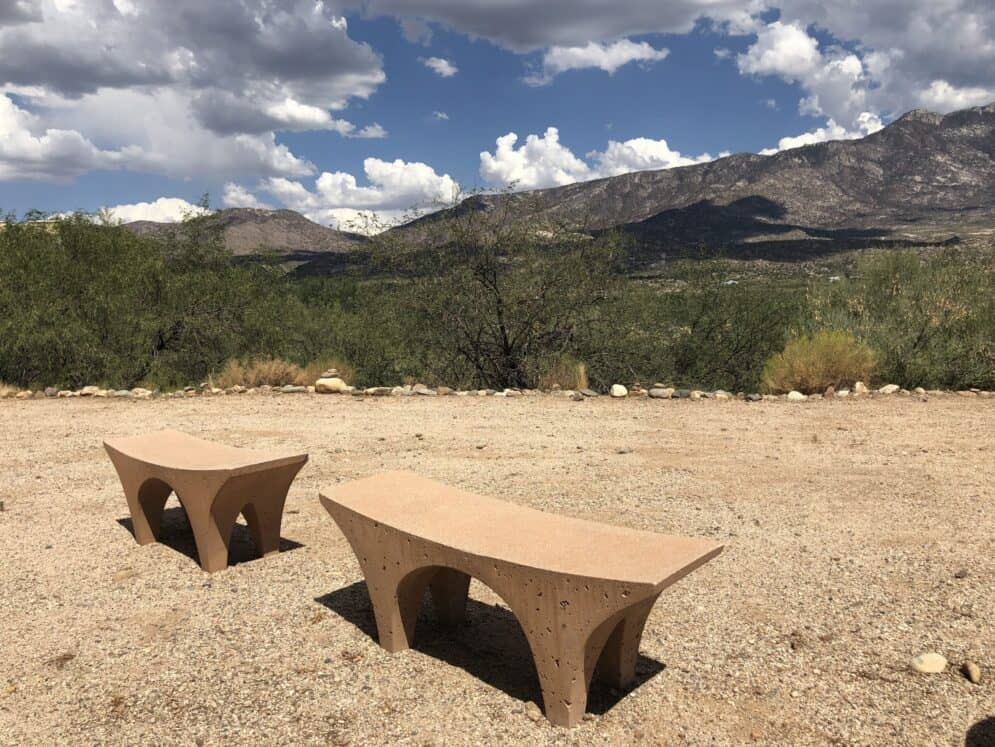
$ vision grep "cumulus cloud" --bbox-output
[759,111,883,154]
[917,80,995,112]
[222,182,272,210]
[223,157,461,231]
[479,128,592,189]
[353,1,759,51]
[0,93,139,180]
[525,39,669,85]
[0,0,387,182]
[102,197,210,224]
[432,111,449,121]
[479,127,719,190]
[420,56,459,77]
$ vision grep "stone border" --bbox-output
[1,380,992,402]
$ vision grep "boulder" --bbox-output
[610,384,628,398]
[280,385,307,394]
[672,389,692,399]
[113,390,133,398]
[15,390,33,400]
[746,393,762,402]
[579,388,599,397]
[713,390,732,400]
[878,384,900,395]
[44,387,59,398]
[648,388,673,399]
[80,385,100,397]
[436,387,454,396]
[787,391,807,401]
[315,377,350,394]
[854,381,869,395]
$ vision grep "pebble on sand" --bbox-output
[911,652,947,674]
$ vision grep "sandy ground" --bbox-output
[0,394,992,746]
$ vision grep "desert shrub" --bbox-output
[370,194,624,390]
[762,330,878,393]
[537,355,589,390]
[809,249,995,389]
[212,356,355,388]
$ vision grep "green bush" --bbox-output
[762,330,878,393]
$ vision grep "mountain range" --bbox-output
[125,103,995,272]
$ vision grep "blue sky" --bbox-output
[0,1,993,227]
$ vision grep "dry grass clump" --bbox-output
[762,330,878,394]
[214,357,352,388]
[537,355,589,391]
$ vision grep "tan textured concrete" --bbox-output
[104,429,308,572]
[321,471,722,726]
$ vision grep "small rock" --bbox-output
[610,384,628,398]
[79,385,100,397]
[321,369,339,378]
[823,385,835,399]
[962,661,981,684]
[44,387,59,398]
[113,390,133,398]
[578,388,598,397]
[713,390,731,400]
[114,569,137,583]
[879,384,900,395]
[648,388,673,399]
[911,652,947,674]
[570,392,584,401]
[954,568,969,579]
[914,387,926,395]
[436,386,453,396]
[689,390,704,401]
[672,389,691,399]
[365,387,392,397]
[854,381,869,395]
[787,390,806,401]
[15,390,32,400]
[280,385,307,394]
[525,702,543,722]
[746,393,762,402]
[315,377,350,394]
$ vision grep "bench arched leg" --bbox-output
[594,595,659,689]
[527,630,592,728]
[239,462,301,558]
[364,566,437,653]
[189,500,242,574]
[126,478,173,545]
[429,568,471,627]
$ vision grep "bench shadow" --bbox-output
[117,506,303,568]
[315,580,665,716]
[967,717,995,746]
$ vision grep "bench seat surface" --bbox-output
[104,429,306,475]
[323,470,722,588]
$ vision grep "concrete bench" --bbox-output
[320,471,723,727]
[105,429,307,572]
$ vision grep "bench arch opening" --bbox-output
[390,563,546,695]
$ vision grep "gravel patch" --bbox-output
[0,395,992,745]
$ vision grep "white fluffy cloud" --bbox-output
[0,0,387,182]
[224,157,461,231]
[526,39,670,85]
[0,93,138,180]
[102,197,210,223]
[222,182,272,210]
[759,111,883,154]
[479,127,719,190]
[420,56,458,77]
[918,80,995,112]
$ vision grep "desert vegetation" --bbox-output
[0,210,992,393]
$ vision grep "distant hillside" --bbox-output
[125,208,366,257]
[392,103,995,264]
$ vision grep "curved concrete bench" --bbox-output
[320,471,723,727]
[105,429,307,572]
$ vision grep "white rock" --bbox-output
[315,377,350,394]
[911,652,947,674]
[713,390,731,400]
[610,384,628,398]
[854,381,869,395]
[787,390,806,401]
[79,385,100,397]
[879,384,900,395]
